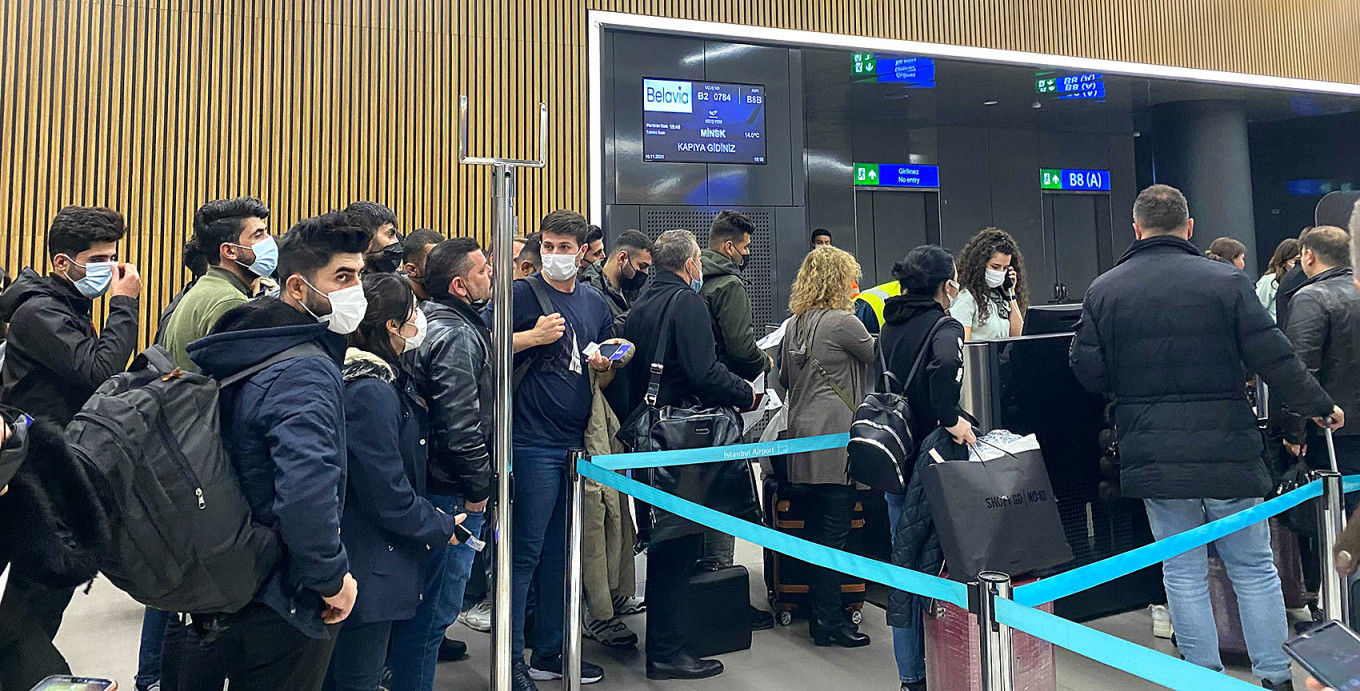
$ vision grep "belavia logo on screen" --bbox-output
[643,79,693,113]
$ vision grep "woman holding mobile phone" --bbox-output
[950,227,1028,340]
[325,273,466,691]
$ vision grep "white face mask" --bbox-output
[985,267,1007,289]
[398,308,427,354]
[541,252,579,281]
[302,279,369,335]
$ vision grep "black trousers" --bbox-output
[0,576,74,691]
[645,532,704,664]
[178,602,339,691]
[795,483,858,625]
[324,619,393,691]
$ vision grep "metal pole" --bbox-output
[563,450,586,691]
[976,571,1015,691]
[1317,470,1350,626]
[489,163,516,690]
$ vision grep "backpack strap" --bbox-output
[643,290,685,406]
[878,315,949,395]
[218,343,329,389]
[511,275,561,391]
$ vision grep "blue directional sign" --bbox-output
[855,163,940,189]
[1040,168,1111,192]
[853,54,936,87]
[1036,73,1106,100]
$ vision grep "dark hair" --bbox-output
[956,227,1029,318]
[344,201,399,232]
[1133,184,1190,235]
[893,245,955,296]
[811,228,832,244]
[586,225,604,244]
[182,240,210,279]
[613,229,654,255]
[348,272,416,367]
[277,211,372,281]
[402,229,444,263]
[47,206,127,259]
[422,237,484,299]
[540,210,589,246]
[1205,237,1246,265]
[709,209,755,247]
[1267,238,1302,282]
[1301,226,1351,268]
[192,197,270,266]
[517,232,542,269]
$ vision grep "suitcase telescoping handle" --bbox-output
[1325,425,1339,474]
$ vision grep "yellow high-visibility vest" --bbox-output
[854,279,902,330]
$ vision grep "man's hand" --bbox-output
[946,419,977,446]
[528,313,566,347]
[587,351,611,373]
[447,513,468,545]
[321,573,358,625]
[1306,677,1333,691]
[465,498,488,513]
[110,263,142,298]
[1315,406,1346,432]
[1285,440,1306,458]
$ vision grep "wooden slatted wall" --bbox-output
[1,0,1357,348]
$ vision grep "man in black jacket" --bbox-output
[387,237,495,690]
[1285,226,1360,478]
[0,206,141,688]
[622,229,755,682]
[1071,185,1341,690]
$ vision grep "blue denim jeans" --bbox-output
[1144,498,1291,684]
[136,607,172,689]
[885,491,926,684]
[386,495,486,691]
[511,445,570,662]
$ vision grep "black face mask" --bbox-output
[470,298,490,312]
[621,267,649,292]
[367,241,404,274]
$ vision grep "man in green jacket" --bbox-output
[700,210,772,382]
[161,197,274,371]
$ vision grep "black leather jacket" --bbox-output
[415,296,494,503]
[1285,267,1360,439]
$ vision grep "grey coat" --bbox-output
[779,308,875,485]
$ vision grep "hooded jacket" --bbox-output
[1285,267,1360,441]
[1070,235,1334,499]
[876,292,967,445]
[339,348,459,625]
[187,297,349,639]
[415,295,493,503]
[0,268,140,426]
[699,250,770,381]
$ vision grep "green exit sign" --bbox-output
[854,163,880,186]
[1036,78,1057,94]
[1040,168,1063,189]
[852,52,876,75]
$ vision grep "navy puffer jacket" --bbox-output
[1069,235,1334,500]
[887,428,965,628]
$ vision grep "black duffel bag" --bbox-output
[618,292,761,544]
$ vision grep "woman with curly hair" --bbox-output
[779,245,875,649]
[1256,238,1300,322]
[950,228,1028,340]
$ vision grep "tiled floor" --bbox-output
[54,540,1302,690]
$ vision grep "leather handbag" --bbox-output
[618,291,762,544]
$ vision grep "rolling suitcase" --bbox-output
[924,575,1057,691]
[1208,518,1309,661]
[761,476,868,626]
[683,565,752,657]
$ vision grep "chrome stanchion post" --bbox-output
[563,451,585,691]
[459,95,548,691]
[1316,470,1350,625]
[976,571,1015,691]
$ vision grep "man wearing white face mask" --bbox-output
[0,205,140,689]
[183,210,369,690]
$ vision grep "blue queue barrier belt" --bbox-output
[577,457,969,608]
[1347,476,1360,494]
[993,598,1258,691]
[590,433,849,471]
[1012,479,1324,606]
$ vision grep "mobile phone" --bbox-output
[454,522,486,552]
[30,676,117,691]
[1284,620,1360,690]
[597,343,633,361]
[0,413,33,490]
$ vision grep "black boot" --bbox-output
[646,651,724,680]
[810,617,870,648]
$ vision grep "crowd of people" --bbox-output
[0,185,1357,691]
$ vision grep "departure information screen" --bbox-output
[1041,168,1111,192]
[643,79,766,164]
[854,162,940,188]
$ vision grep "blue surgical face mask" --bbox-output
[60,255,116,298]
[687,258,703,293]
[231,236,278,278]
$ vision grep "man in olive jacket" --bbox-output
[700,210,771,382]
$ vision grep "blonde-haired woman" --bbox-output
[779,246,875,648]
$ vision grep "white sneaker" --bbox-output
[611,594,646,616]
[583,616,639,649]
[458,600,493,633]
[1150,605,1173,639]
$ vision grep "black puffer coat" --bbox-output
[1070,235,1334,499]
[886,428,965,628]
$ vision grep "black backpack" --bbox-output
[847,316,947,493]
[62,345,318,614]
